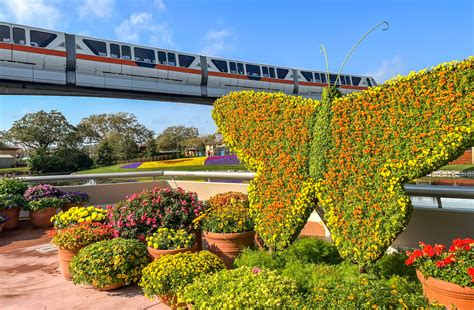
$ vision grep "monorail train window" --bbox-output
[314,72,321,82]
[135,47,155,63]
[83,39,107,56]
[121,45,131,60]
[269,67,275,78]
[167,53,176,66]
[110,44,120,59]
[351,76,361,86]
[211,59,228,73]
[321,73,327,83]
[237,63,245,75]
[178,54,195,67]
[229,62,237,74]
[246,64,261,77]
[367,78,372,87]
[345,76,351,85]
[13,27,25,45]
[277,68,289,79]
[301,71,314,82]
[329,74,339,85]
[339,76,346,85]
[30,30,57,48]
[158,51,167,64]
[0,25,10,43]
[262,66,269,77]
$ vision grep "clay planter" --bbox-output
[96,282,124,291]
[0,207,20,230]
[0,223,4,232]
[204,231,255,268]
[159,294,188,309]
[194,230,203,252]
[147,243,197,261]
[417,270,474,309]
[29,207,57,228]
[58,248,79,280]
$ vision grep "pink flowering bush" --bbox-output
[108,187,205,240]
[405,238,474,287]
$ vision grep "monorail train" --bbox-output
[0,22,377,99]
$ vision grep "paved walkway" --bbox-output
[0,220,326,309]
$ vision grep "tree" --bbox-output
[144,137,158,158]
[118,136,139,161]
[77,113,153,145]
[156,126,199,152]
[29,148,92,173]
[7,110,78,151]
[95,140,116,167]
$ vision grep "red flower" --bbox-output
[435,254,456,268]
[468,267,474,283]
[433,244,445,255]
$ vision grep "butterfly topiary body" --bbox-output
[213,58,473,267]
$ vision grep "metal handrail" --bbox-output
[17,171,474,202]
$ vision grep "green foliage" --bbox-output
[117,136,139,161]
[94,140,116,167]
[26,197,63,211]
[156,125,199,152]
[29,149,92,173]
[368,251,416,281]
[0,193,27,209]
[144,137,158,158]
[71,238,149,288]
[139,251,225,300]
[180,266,303,308]
[0,178,28,196]
[146,228,195,250]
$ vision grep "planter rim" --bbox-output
[0,206,21,211]
[203,231,255,239]
[417,269,474,293]
[29,206,58,212]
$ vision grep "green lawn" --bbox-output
[78,163,248,174]
[438,164,474,171]
[0,166,30,174]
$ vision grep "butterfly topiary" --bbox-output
[212,57,473,268]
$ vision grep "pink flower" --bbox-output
[252,267,261,274]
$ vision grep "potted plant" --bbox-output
[49,222,113,280]
[0,178,28,230]
[0,214,9,232]
[108,187,205,243]
[196,192,254,268]
[70,238,149,291]
[59,191,90,211]
[146,228,196,260]
[51,206,108,229]
[406,238,474,309]
[24,184,64,228]
[180,266,303,308]
[139,251,225,309]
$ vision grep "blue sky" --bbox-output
[0,0,472,135]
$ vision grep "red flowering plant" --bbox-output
[405,238,474,287]
[49,222,114,251]
[108,187,205,240]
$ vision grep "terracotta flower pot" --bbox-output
[417,270,474,309]
[194,230,203,252]
[147,243,197,261]
[204,231,255,268]
[96,282,124,291]
[58,248,79,280]
[159,294,188,309]
[0,207,20,230]
[30,207,57,228]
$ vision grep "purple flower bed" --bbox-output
[204,155,240,166]
[24,184,62,201]
[121,162,142,169]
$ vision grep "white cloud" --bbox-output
[200,29,234,56]
[154,0,167,12]
[0,0,63,29]
[115,12,173,47]
[79,0,115,19]
[366,55,405,83]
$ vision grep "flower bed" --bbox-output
[204,155,240,165]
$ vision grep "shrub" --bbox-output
[24,184,62,201]
[368,251,416,281]
[196,192,253,233]
[59,191,90,204]
[0,178,28,196]
[180,266,303,308]
[71,238,149,288]
[108,187,204,239]
[146,228,195,250]
[139,251,225,301]
[49,222,113,251]
[0,193,27,209]
[213,58,473,266]
[406,238,474,287]
[27,197,63,211]
[51,206,108,229]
